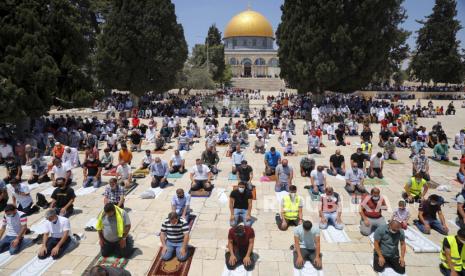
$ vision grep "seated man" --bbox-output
[96,203,132,258]
[279,129,292,146]
[128,129,142,152]
[402,172,428,203]
[118,144,133,165]
[300,155,315,177]
[440,229,465,276]
[275,159,293,192]
[104,178,125,208]
[0,204,27,255]
[154,134,166,151]
[149,157,169,188]
[171,189,191,221]
[368,152,384,179]
[82,153,102,188]
[335,124,346,146]
[383,138,397,160]
[205,132,218,150]
[38,209,72,260]
[106,132,118,152]
[50,177,76,218]
[327,150,345,176]
[453,129,465,154]
[307,133,321,154]
[169,150,187,174]
[276,185,302,231]
[236,161,253,191]
[160,212,190,262]
[359,188,387,236]
[239,130,249,146]
[433,139,450,161]
[62,146,79,168]
[345,163,367,194]
[231,146,244,174]
[0,184,8,212]
[28,152,50,184]
[373,220,406,275]
[225,222,256,272]
[254,136,266,154]
[9,179,36,216]
[218,129,230,145]
[116,161,133,189]
[190,159,213,192]
[160,124,172,143]
[293,220,322,270]
[229,182,252,227]
[51,158,73,187]
[139,150,153,170]
[361,140,373,156]
[319,187,343,230]
[457,153,465,184]
[201,146,220,175]
[228,134,240,155]
[177,130,190,151]
[310,166,327,195]
[3,154,22,184]
[101,148,114,170]
[412,148,430,181]
[283,139,295,156]
[264,147,281,176]
[414,194,448,235]
[410,137,426,158]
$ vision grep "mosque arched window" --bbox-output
[255,58,266,66]
[241,58,252,65]
[268,58,279,67]
[229,58,238,65]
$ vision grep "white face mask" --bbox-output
[290,193,296,199]
[238,188,245,193]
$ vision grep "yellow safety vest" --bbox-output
[96,205,125,238]
[361,142,372,154]
[409,177,426,197]
[283,195,300,220]
[440,235,465,271]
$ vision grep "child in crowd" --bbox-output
[392,200,410,230]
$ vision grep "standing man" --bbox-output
[293,220,322,271]
[149,157,169,188]
[229,182,253,227]
[38,209,72,260]
[373,220,406,275]
[225,222,256,272]
[96,203,132,258]
[160,212,190,262]
[0,204,27,255]
[275,159,293,192]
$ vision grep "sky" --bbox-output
[172,0,465,52]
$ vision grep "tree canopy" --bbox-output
[276,0,409,94]
[409,0,464,84]
[205,24,222,46]
[96,0,188,96]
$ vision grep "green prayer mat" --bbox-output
[384,159,404,164]
[168,172,184,179]
[228,173,238,181]
[364,178,389,186]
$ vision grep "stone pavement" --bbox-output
[0,98,464,276]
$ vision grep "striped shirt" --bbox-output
[1,211,27,237]
[161,218,189,243]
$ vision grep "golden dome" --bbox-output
[224,10,274,39]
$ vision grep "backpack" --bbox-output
[36,193,49,209]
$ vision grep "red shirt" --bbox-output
[361,195,386,218]
[228,226,255,256]
[132,117,140,128]
[380,119,389,128]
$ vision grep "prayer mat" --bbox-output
[189,187,214,198]
[232,185,257,200]
[168,172,185,179]
[133,173,146,179]
[228,173,238,181]
[428,180,441,189]
[125,183,139,196]
[321,226,351,243]
[364,178,389,186]
[147,247,195,276]
[297,151,307,156]
[82,254,128,275]
[0,239,34,266]
[344,186,362,204]
[429,157,460,167]
[103,167,117,176]
[153,149,168,154]
[221,264,252,276]
[384,159,404,164]
[260,175,276,182]
[217,144,229,147]
[133,168,150,175]
[187,215,197,230]
[293,261,325,276]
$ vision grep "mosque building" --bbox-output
[223,8,280,79]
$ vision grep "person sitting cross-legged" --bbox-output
[433,139,450,161]
[225,222,256,272]
[319,187,343,230]
[96,203,133,258]
[104,178,125,208]
[149,157,169,188]
[372,220,406,275]
[160,212,190,262]
[293,220,322,271]
[276,185,303,231]
[50,177,75,218]
[402,172,428,204]
[169,150,187,174]
[0,204,27,255]
[38,209,72,260]
[190,159,213,192]
[229,182,253,227]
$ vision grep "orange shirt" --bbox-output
[118,149,133,163]
[53,146,64,159]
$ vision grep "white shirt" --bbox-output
[106,134,117,145]
[8,183,33,208]
[117,164,132,179]
[0,144,13,158]
[45,216,71,238]
[62,148,79,167]
[52,164,73,179]
[171,155,183,166]
[232,152,245,165]
[370,154,384,168]
[191,165,210,180]
[145,128,156,142]
[1,211,26,237]
[310,170,326,186]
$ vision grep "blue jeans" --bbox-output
[311,185,325,195]
[178,144,189,151]
[83,176,101,188]
[275,182,289,192]
[0,236,22,255]
[162,241,188,262]
[457,172,465,184]
[414,218,448,235]
[327,168,345,176]
[231,208,251,227]
[320,212,344,230]
[434,154,449,161]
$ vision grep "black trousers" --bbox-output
[38,236,71,260]
[101,237,133,258]
[373,253,405,274]
[225,251,256,271]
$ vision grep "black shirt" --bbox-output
[351,153,367,168]
[330,154,345,168]
[335,128,345,141]
[237,165,253,182]
[419,199,441,220]
[130,132,141,144]
[230,190,252,210]
[360,130,373,142]
[84,159,102,176]
[380,129,391,140]
[51,187,76,209]
[5,160,20,176]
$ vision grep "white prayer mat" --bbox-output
[449,219,459,229]
[293,261,324,276]
[30,220,48,235]
[75,186,97,196]
[379,267,407,276]
[0,239,34,266]
[221,264,253,276]
[41,186,56,196]
[321,226,351,243]
[404,227,440,253]
[85,217,98,230]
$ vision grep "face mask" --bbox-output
[88,158,94,162]
[389,229,398,234]
[372,196,380,201]
[6,214,14,218]
[52,218,58,224]
[290,193,296,199]
[430,202,437,206]
[238,188,245,193]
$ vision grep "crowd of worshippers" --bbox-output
[0,94,464,275]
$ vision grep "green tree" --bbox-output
[410,0,464,84]
[0,0,59,122]
[176,63,215,93]
[205,24,222,46]
[276,0,409,95]
[97,0,188,96]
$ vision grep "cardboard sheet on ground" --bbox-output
[293,261,325,276]
[75,186,97,196]
[217,188,228,205]
[221,264,253,276]
[322,226,351,243]
[0,239,34,266]
[41,186,56,196]
[364,178,389,186]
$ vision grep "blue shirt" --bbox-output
[265,151,281,167]
[171,194,191,212]
[149,161,169,177]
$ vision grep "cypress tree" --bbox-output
[205,24,222,46]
